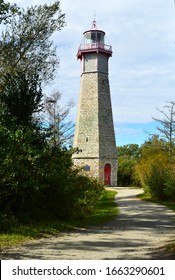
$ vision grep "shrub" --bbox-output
[0,124,104,225]
[0,213,18,233]
[144,160,169,200]
[117,157,139,186]
[66,174,104,218]
[135,153,175,202]
[40,169,104,220]
[164,168,175,202]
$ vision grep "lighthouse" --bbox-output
[72,21,117,186]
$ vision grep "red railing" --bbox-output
[78,43,112,52]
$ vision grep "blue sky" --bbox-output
[8,0,175,146]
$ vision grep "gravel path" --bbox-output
[1,187,175,259]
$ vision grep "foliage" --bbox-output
[135,101,175,202]
[31,148,104,220]
[117,157,137,186]
[0,124,46,218]
[164,167,175,201]
[135,136,175,202]
[139,135,167,158]
[117,144,140,159]
[0,1,66,84]
[0,71,43,126]
[0,122,104,227]
[117,144,140,186]
[143,157,170,200]
[91,189,119,223]
[0,0,19,24]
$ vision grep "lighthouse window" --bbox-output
[91,32,96,43]
[84,31,105,44]
[97,33,104,44]
[84,32,93,44]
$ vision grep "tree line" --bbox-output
[0,0,103,231]
[117,101,175,203]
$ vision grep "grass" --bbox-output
[0,189,118,251]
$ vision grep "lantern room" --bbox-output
[77,20,112,59]
[83,28,105,45]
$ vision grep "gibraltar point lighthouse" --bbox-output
[72,20,117,186]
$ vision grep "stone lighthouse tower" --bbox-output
[72,21,117,186]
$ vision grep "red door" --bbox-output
[104,163,111,185]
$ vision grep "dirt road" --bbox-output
[1,188,175,259]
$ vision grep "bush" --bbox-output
[136,153,175,202]
[117,157,139,186]
[66,174,104,218]
[144,160,169,200]
[39,169,104,220]
[0,125,46,220]
[164,168,175,202]
[0,133,104,225]
[0,213,18,233]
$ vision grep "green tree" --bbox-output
[0,72,46,219]
[140,135,167,159]
[117,144,140,186]
[0,0,19,23]
[117,144,140,159]
[0,1,66,85]
[0,71,43,127]
[135,136,175,201]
